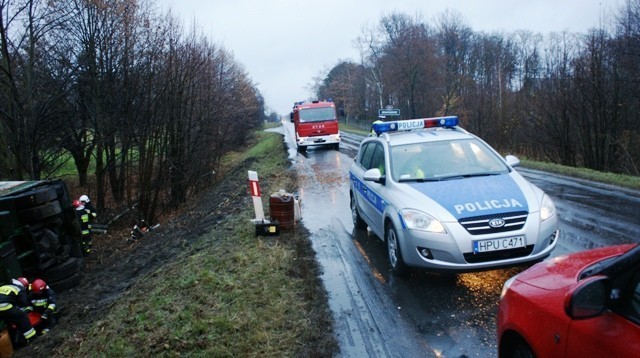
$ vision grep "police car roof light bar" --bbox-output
[373,115,459,135]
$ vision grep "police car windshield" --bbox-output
[299,107,336,123]
[391,138,510,182]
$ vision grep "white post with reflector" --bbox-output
[248,170,264,222]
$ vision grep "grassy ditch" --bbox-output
[53,130,337,357]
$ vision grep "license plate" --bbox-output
[473,236,526,254]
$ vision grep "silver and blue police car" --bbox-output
[349,116,559,275]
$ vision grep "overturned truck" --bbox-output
[0,180,83,292]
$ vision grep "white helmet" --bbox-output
[79,194,90,203]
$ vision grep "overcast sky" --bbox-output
[155,0,623,116]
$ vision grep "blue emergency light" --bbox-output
[372,116,459,135]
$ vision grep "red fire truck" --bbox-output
[290,100,340,151]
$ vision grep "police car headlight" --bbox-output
[540,194,556,221]
[400,209,447,233]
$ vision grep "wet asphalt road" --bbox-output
[273,121,640,358]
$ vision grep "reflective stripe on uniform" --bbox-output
[31,298,48,308]
[0,285,19,296]
[23,327,36,339]
[0,303,13,311]
[81,212,91,234]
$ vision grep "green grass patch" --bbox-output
[219,131,284,178]
[262,121,281,129]
[339,121,371,136]
[80,229,311,356]
[520,159,640,190]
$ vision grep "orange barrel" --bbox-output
[270,191,295,230]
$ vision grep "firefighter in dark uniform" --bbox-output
[26,279,57,335]
[0,277,36,347]
[73,200,92,256]
[79,194,97,222]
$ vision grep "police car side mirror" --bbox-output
[364,168,385,184]
[505,155,520,168]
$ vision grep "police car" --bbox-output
[349,116,559,275]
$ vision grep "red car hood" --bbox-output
[514,244,636,290]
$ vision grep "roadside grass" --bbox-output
[263,120,282,129]
[520,159,640,190]
[54,130,336,356]
[339,121,370,136]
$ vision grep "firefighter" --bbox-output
[27,279,57,335]
[370,116,385,136]
[79,194,97,222]
[73,200,92,256]
[0,277,36,347]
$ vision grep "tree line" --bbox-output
[0,0,265,222]
[315,3,640,176]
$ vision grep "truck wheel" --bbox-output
[297,145,307,152]
[30,227,59,266]
[41,257,82,282]
[333,143,340,150]
[48,180,72,207]
[12,187,58,210]
[48,272,81,292]
[17,201,62,224]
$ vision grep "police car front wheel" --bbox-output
[351,195,367,230]
[386,225,408,276]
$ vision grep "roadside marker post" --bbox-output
[248,170,279,236]
[248,170,264,221]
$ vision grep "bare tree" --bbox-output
[0,0,72,179]
[613,0,640,174]
[379,12,437,118]
[532,32,581,165]
[573,28,622,171]
[436,10,473,116]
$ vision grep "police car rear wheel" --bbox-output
[386,225,408,276]
[351,195,367,230]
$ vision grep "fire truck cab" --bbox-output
[290,100,340,151]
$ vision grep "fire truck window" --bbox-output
[299,108,336,122]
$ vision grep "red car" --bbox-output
[497,244,640,357]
